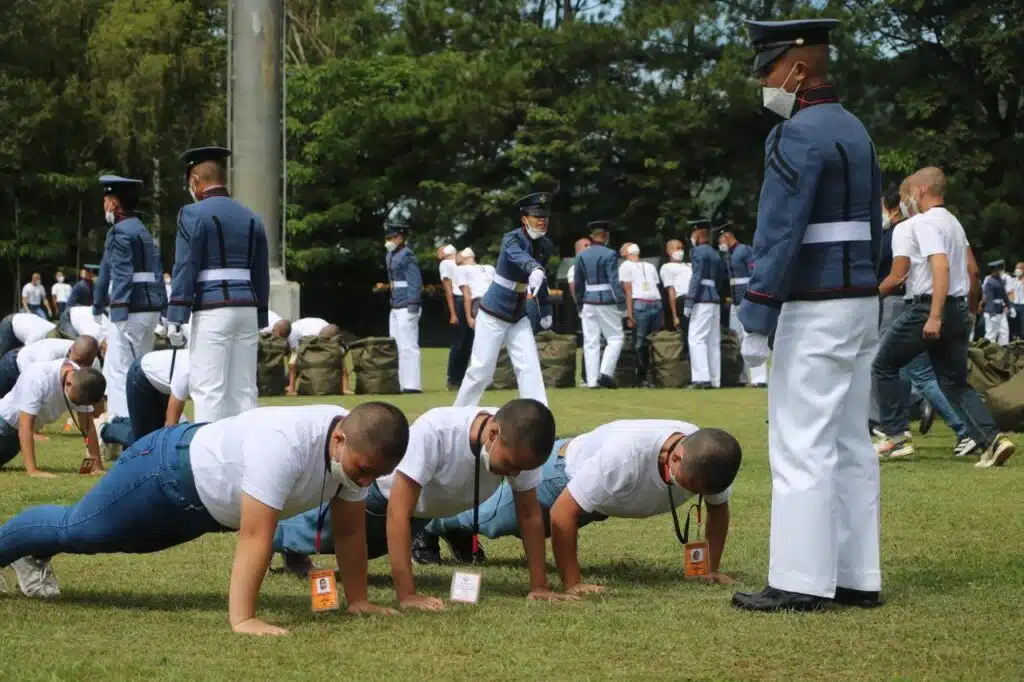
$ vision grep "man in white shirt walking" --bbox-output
[454,248,496,331]
[1009,261,1024,340]
[0,402,409,635]
[51,272,72,318]
[423,420,741,594]
[618,244,663,386]
[874,167,1014,468]
[21,273,52,320]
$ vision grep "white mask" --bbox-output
[526,227,545,240]
[384,240,397,252]
[1015,269,1023,278]
[479,443,493,474]
[762,65,799,119]
[328,443,363,495]
[718,243,729,253]
[667,459,682,488]
[882,215,892,230]
[56,276,64,283]
[670,250,684,263]
[690,237,697,247]
[104,211,115,225]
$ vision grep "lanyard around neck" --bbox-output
[662,435,703,545]
[469,414,493,560]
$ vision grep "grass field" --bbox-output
[1,348,1023,681]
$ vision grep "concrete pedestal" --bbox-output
[268,268,300,321]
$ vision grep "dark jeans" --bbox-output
[447,297,473,386]
[0,419,22,468]
[57,310,76,339]
[873,298,999,447]
[675,297,689,354]
[28,305,47,320]
[0,349,21,398]
[0,423,229,566]
[1015,304,1024,340]
[0,316,19,358]
[633,300,663,381]
[57,302,67,317]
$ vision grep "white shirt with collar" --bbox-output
[620,260,662,300]
[51,281,72,303]
[659,262,692,297]
[375,406,542,519]
[11,313,55,344]
[140,349,191,400]
[439,258,458,289]
[1007,275,1024,304]
[0,359,91,429]
[16,339,72,373]
[564,420,731,518]
[891,206,970,298]
[21,282,46,306]
[287,317,329,351]
[454,264,495,301]
[188,405,361,529]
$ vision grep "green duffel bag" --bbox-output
[257,334,290,397]
[720,331,744,387]
[295,335,345,396]
[536,330,576,389]
[985,371,1024,432]
[648,330,690,388]
[968,339,1014,395]
[46,326,73,340]
[348,336,401,395]
[613,330,639,388]
[491,347,517,390]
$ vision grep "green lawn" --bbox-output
[1,348,1022,681]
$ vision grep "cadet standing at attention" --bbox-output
[93,176,167,422]
[575,221,626,389]
[65,264,100,309]
[385,222,423,393]
[732,19,884,612]
[453,193,555,407]
[686,220,724,389]
[718,226,767,387]
[166,147,270,423]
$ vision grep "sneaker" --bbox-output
[279,552,314,578]
[411,532,442,565]
[975,435,1015,469]
[876,433,914,459]
[953,437,979,457]
[871,426,887,440]
[443,530,486,564]
[10,557,60,598]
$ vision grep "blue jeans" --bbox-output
[0,316,18,358]
[28,305,47,320]
[900,353,968,439]
[873,298,999,447]
[426,439,607,539]
[0,423,228,566]
[102,359,169,449]
[447,297,473,386]
[0,349,21,398]
[632,301,662,382]
[272,482,429,558]
[57,302,67,317]
[0,419,21,468]
[58,310,76,340]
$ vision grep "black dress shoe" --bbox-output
[919,400,934,435]
[279,552,314,578]
[402,389,423,394]
[597,374,617,389]
[833,586,883,608]
[443,530,486,564]
[731,586,830,613]
[689,382,709,390]
[411,532,442,565]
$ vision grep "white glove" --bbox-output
[167,323,187,349]
[1010,308,1017,319]
[527,268,546,297]
[683,308,691,319]
[539,315,552,330]
[741,333,771,368]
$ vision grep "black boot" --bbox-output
[833,587,883,608]
[597,374,617,389]
[731,586,830,613]
[443,530,486,564]
[411,531,442,565]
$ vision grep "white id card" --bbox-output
[449,570,482,604]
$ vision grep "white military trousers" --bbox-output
[104,311,160,418]
[581,304,623,387]
[389,308,421,391]
[453,310,547,407]
[189,307,258,423]
[767,297,881,597]
[688,302,720,386]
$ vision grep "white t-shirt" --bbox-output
[0,359,91,428]
[21,283,46,306]
[567,264,576,286]
[140,349,191,400]
[454,264,495,301]
[288,317,329,350]
[189,405,362,529]
[261,310,283,334]
[564,420,731,518]
[1006,276,1024,304]
[659,262,691,296]
[619,260,661,300]
[16,339,72,373]
[375,406,542,519]
[439,258,458,291]
[11,313,55,344]
[68,306,107,341]
[51,282,72,303]
[892,207,970,298]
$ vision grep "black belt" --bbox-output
[910,295,966,304]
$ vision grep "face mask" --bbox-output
[718,243,729,253]
[667,458,682,488]
[329,442,363,494]
[762,65,799,119]
[56,276,64,283]
[384,240,397,252]
[670,250,684,263]
[479,441,493,474]
[104,211,115,225]
[882,215,892,230]
[690,237,697,247]
[526,227,545,240]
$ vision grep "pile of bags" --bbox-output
[491,330,577,390]
[968,339,1024,432]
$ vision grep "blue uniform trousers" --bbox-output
[0,424,228,566]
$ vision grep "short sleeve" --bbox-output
[565,442,639,515]
[240,429,302,512]
[617,262,633,285]
[394,420,439,487]
[914,218,946,258]
[705,485,731,506]
[16,370,46,417]
[440,260,456,282]
[509,466,541,492]
[21,284,31,298]
[890,222,913,258]
[170,364,190,401]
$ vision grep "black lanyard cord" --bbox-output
[663,434,703,545]
[470,413,493,562]
[315,416,344,554]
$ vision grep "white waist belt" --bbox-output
[700,279,716,286]
[391,281,408,288]
[197,268,251,282]
[802,220,871,245]
[131,272,156,283]
[493,273,528,293]
[730,277,750,285]
[586,283,612,292]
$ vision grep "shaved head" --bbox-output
[574,237,591,254]
[191,160,226,185]
[69,335,100,366]
[319,323,341,340]
[666,239,682,253]
[272,319,291,340]
[906,167,947,199]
